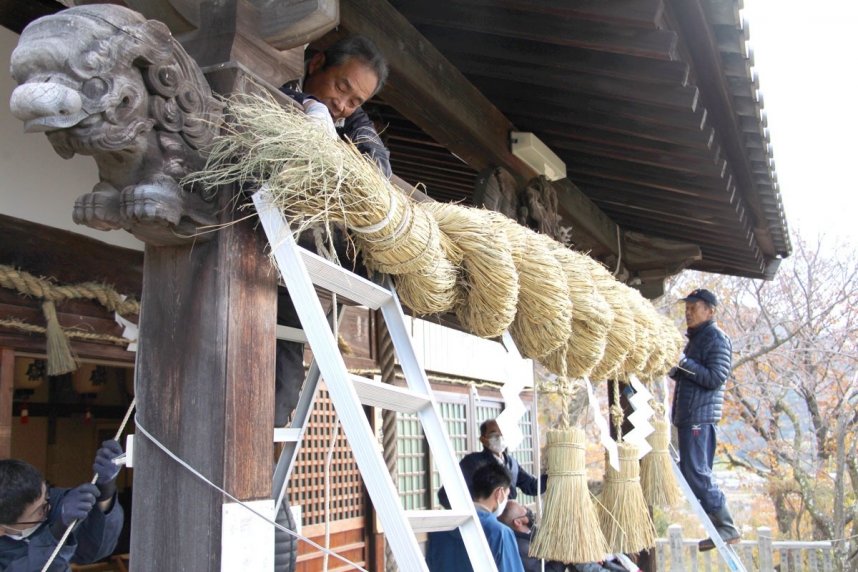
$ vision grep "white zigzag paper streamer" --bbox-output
[625,375,655,459]
[495,332,530,451]
[114,296,139,353]
[585,376,619,470]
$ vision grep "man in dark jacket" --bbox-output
[274,35,391,425]
[438,419,547,509]
[0,441,125,571]
[280,35,391,178]
[670,288,740,551]
[498,500,625,572]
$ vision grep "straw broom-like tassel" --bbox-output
[597,378,656,554]
[529,426,609,563]
[640,415,681,507]
[42,300,77,376]
[530,373,608,564]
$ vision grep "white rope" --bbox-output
[350,191,399,234]
[41,399,137,572]
[134,417,369,572]
[322,421,341,571]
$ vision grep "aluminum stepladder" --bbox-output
[253,189,498,572]
[670,455,748,572]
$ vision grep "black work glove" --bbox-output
[51,483,99,538]
[93,439,123,501]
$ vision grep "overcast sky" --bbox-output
[741,1,858,244]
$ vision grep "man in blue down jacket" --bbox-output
[670,288,740,551]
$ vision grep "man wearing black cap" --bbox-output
[670,288,740,551]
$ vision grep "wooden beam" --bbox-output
[435,0,667,28]
[421,26,689,86]
[338,0,536,180]
[457,59,698,113]
[0,348,12,459]
[0,214,144,298]
[394,0,678,59]
[485,89,708,132]
[505,111,714,151]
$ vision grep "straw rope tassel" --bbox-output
[530,374,608,564]
[41,300,77,376]
[597,379,656,554]
[640,408,681,507]
[529,426,608,564]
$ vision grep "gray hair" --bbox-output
[322,36,389,96]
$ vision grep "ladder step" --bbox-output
[405,510,472,533]
[275,325,307,343]
[350,374,431,414]
[273,428,302,443]
[298,247,392,309]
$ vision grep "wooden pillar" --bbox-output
[0,348,13,459]
[130,167,277,569]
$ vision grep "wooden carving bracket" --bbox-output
[9,5,223,246]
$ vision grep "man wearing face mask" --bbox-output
[426,462,523,572]
[439,419,547,510]
[498,500,565,572]
[0,441,125,571]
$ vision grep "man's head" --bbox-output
[303,36,388,122]
[0,460,48,538]
[471,462,512,514]
[498,499,534,534]
[680,288,718,329]
[479,419,506,456]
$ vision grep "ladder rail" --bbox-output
[255,190,499,572]
[670,454,748,572]
[378,283,497,572]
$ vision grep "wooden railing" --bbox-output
[655,525,835,571]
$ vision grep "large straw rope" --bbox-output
[587,261,636,382]
[621,285,657,376]
[0,265,139,374]
[540,241,613,378]
[188,93,457,314]
[422,203,519,337]
[486,213,572,360]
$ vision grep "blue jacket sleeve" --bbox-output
[70,495,124,564]
[682,331,732,390]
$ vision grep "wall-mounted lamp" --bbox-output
[510,131,567,182]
